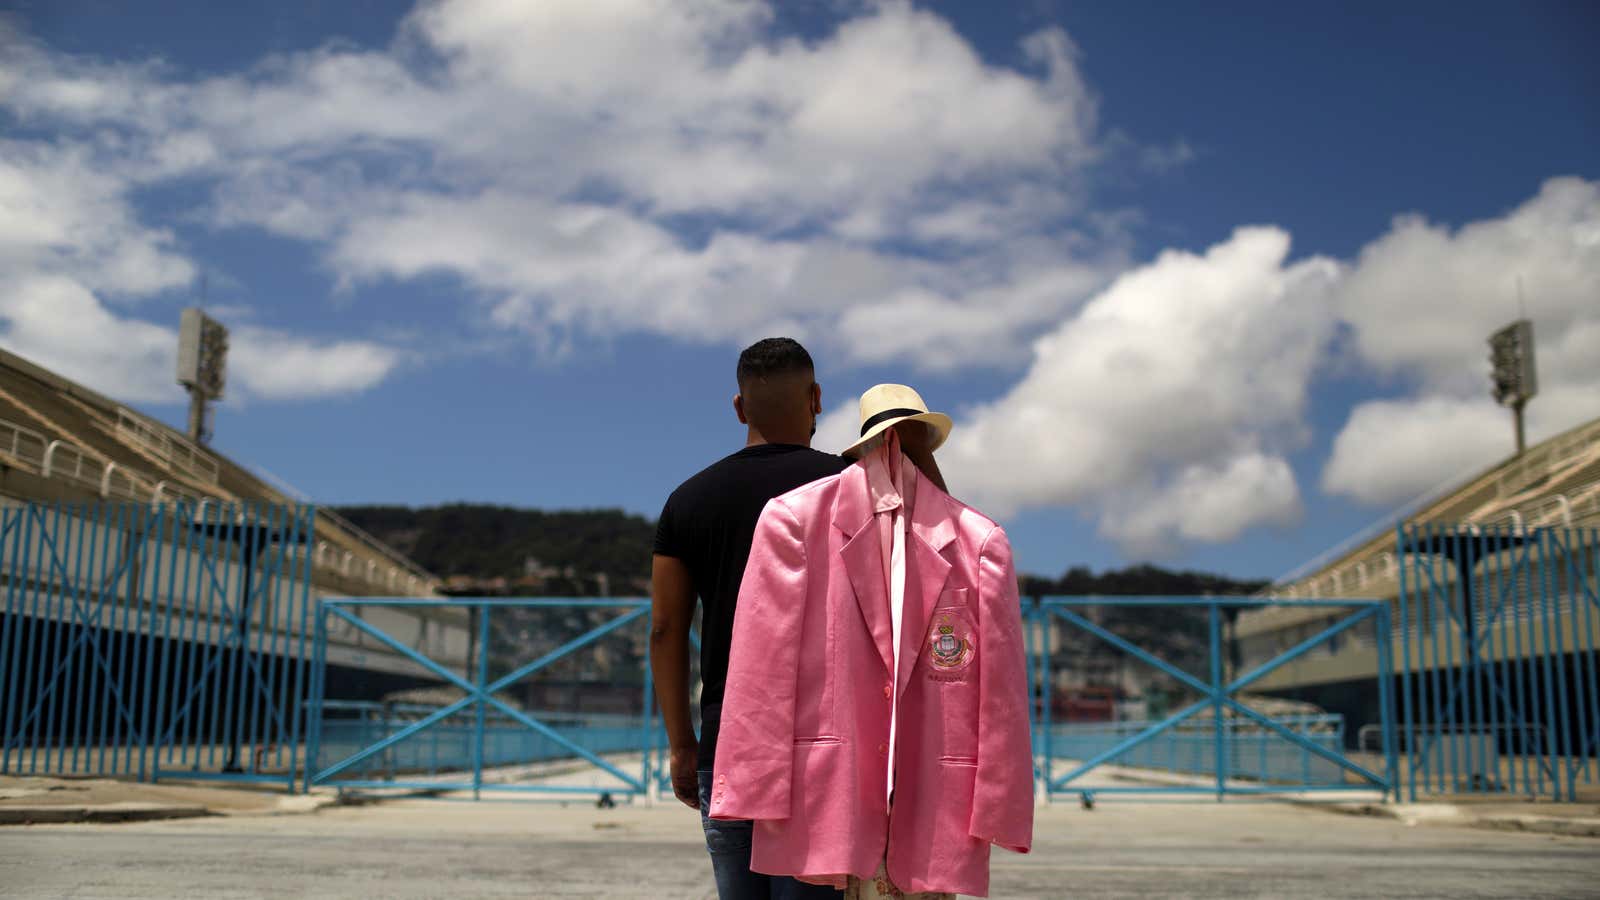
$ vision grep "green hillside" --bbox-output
[337,503,1268,595]
[336,503,656,584]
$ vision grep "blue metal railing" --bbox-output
[1043,716,1346,786]
[1395,522,1600,801]
[9,502,1594,806]
[1031,597,1398,801]
[307,598,657,798]
[0,501,315,788]
[312,700,649,786]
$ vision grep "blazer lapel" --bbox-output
[834,463,894,678]
[896,468,955,700]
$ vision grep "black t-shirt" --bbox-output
[654,443,851,766]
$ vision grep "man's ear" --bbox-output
[810,382,822,416]
[733,393,748,425]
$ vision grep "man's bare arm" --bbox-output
[650,553,700,808]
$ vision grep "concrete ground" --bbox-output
[3,796,1598,899]
[0,775,327,823]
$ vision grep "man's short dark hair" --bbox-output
[737,338,815,387]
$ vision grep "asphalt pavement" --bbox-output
[3,795,1597,899]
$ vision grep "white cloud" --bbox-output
[0,276,180,403]
[0,129,405,406]
[918,227,1340,551]
[229,329,405,400]
[0,141,189,403]
[9,2,1593,557]
[1321,396,1509,507]
[1101,452,1301,552]
[1322,177,1600,505]
[0,277,406,404]
[0,141,194,295]
[833,255,1116,371]
[828,178,1600,548]
[0,0,1124,371]
[815,397,864,458]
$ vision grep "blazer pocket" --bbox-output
[935,587,970,609]
[939,755,978,767]
[792,736,843,746]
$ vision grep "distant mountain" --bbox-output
[338,503,1267,597]
[1020,563,1268,598]
[334,504,656,592]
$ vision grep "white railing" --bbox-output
[2,415,433,596]
[0,418,48,469]
[151,480,205,508]
[1270,467,1600,601]
[316,506,437,585]
[1496,426,1600,500]
[114,407,220,485]
[1482,475,1600,531]
[303,552,435,598]
[1272,420,1600,596]
[2,416,189,506]
[100,462,142,501]
[1268,495,1597,602]
[43,439,99,487]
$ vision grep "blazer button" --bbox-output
[878,743,888,755]
[717,774,726,784]
[883,683,892,698]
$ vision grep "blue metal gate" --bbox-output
[0,501,316,787]
[307,598,656,798]
[1396,523,1599,800]
[1033,597,1397,802]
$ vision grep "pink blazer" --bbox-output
[709,460,1033,898]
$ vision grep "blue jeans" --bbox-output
[698,768,842,900]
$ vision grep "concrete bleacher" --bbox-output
[1258,414,1600,607]
[0,346,437,598]
[0,345,479,703]
[1236,414,1600,689]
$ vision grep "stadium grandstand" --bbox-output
[0,345,467,701]
[1238,414,1600,796]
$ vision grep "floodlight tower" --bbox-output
[176,308,228,445]
[1487,319,1536,455]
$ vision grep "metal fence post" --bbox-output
[137,506,166,782]
[1209,603,1225,801]
[1543,528,1573,801]
[1025,596,1040,797]
[1395,518,1420,797]
[306,600,327,792]
[1376,603,1399,801]
[0,507,22,775]
[473,602,490,801]
[1037,598,1054,802]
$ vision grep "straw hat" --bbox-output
[840,384,953,459]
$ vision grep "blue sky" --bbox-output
[1,0,1596,581]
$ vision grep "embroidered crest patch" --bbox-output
[927,612,974,671]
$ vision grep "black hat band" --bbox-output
[859,407,927,437]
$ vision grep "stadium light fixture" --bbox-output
[177,308,228,445]
[1487,318,1536,454]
